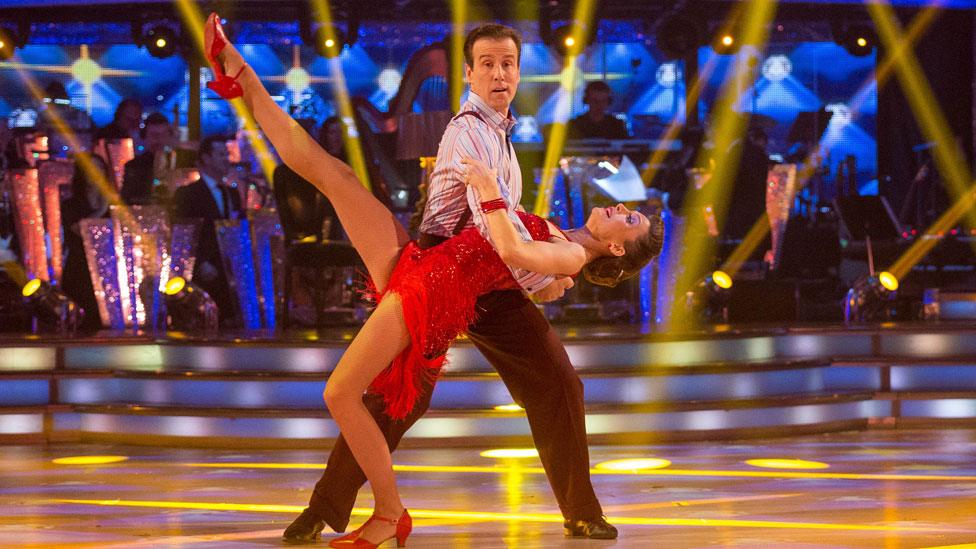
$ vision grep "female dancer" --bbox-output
[204,13,662,547]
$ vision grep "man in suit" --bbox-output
[121,113,176,205]
[172,135,242,325]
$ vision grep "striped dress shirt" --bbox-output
[420,92,554,293]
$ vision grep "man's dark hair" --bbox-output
[584,81,612,96]
[198,134,229,158]
[139,112,171,139]
[143,112,170,128]
[463,23,522,68]
[318,116,342,140]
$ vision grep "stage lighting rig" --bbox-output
[21,278,83,333]
[164,276,218,333]
[712,32,740,55]
[0,27,15,60]
[835,22,876,57]
[844,271,898,323]
[145,25,178,59]
[548,23,594,57]
[313,25,347,59]
[0,24,28,61]
[687,270,734,323]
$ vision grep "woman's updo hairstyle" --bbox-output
[582,214,665,287]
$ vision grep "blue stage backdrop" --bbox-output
[698,43,877,191]
[0,19,875,187]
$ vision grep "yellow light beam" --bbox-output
[640,0,749,186]
[54,499,945,532]
[891,188,976,276]
[177,461,976,481]
[10,60,155,259]
[172,1,278,186]
[720,213,771,276]
[853,3,941,122]
[533,0,598,217]
[11,64,123,210]
[867,1,976,279]
[449,0,467,113]
[669,0,779,332]
[309,0,371,191]
[0,61,141,77]
[720,4,941,277]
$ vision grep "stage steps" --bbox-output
[2,324,976,447]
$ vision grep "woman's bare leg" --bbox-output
[323,294,411,543]
[206,16,412,543]
[207,13,408,291]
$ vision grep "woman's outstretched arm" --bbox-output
[462,158,586,276]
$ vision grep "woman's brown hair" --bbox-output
[582,214,665,287]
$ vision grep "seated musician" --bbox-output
[567,81,629,140]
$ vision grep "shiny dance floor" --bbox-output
[2,429,976,548]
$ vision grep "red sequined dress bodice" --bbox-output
[369,211,554,419]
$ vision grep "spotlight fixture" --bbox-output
[163,276,218,332]
[844,270,898,323]
[145,25,178,59]
[712,32,740,55]
[835,23,876,57]
[686,270,733,323]
[0,25,26,61]
[313,25,346,59]
[549,23,593,57]
[656,12,703,60]
[21,278,83,333]
[0,27,15,61]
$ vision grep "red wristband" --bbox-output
[480,198,507,214]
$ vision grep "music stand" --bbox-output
[833,196,902,275]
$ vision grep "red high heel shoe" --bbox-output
[328,509,412,548]
[328,517,371,545]
[204,12,245,99]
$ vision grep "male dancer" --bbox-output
[284,23,616,543]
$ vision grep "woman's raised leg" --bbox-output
[206,13,408,291]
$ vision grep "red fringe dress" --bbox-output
[367,211,556,420]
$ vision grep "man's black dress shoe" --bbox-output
[564,516,618,539]
[282,508,326,544]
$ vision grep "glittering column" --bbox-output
[168,221,199,288]
[766,164,798,270]
[38,160,73,283]
[104,138,135,191]
[248,209,284,329]
[548,164,570,228]
[80,218,125,329]
[216,219,261,329]
[654,210,682,325]
[8,168,49,282]
[111,205,171,328]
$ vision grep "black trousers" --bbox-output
[307,288,603,531]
